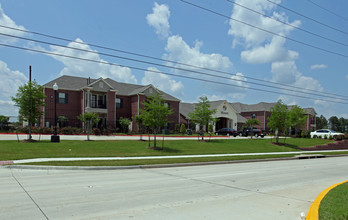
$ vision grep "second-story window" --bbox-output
[58,93,68,104]
[116,98,123,108]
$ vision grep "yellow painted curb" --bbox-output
[306,180,348,220]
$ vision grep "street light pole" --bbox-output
[51,83,60,143]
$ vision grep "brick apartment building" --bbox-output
[42,75,180,131]
[42,75,316,133]
[180,101,316,132]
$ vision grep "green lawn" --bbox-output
[0,138,334,161]
[319,182,348,220]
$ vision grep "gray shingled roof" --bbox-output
[180,100,248,122]
[43,75,180,101]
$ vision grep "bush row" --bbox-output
[15,126,115,136]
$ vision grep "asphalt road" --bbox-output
[1,157,348,220]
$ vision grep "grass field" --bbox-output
[0,138,335,161]
[319,182,348,220]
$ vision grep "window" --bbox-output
[58,93,68,104]
[251,113,256,119]
[164,102,170,109]
[91,95,97,108]
[98,95,106,108]
[116,98,123,108]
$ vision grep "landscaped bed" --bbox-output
[319,182,348,219]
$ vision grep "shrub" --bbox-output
[93,128,101,135]
[208,124,214,133]
[59,126,82,135]
[180,124,186,134]
[175,124,180,133]
[101,128,112,136]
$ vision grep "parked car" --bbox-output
[215,128,238,136]
[310,129,344,139]
[238,127,266,138]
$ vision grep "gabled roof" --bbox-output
[230,102,277,113]
[179,101,248,122]
[43,75,180,101]
[230,101,316,115]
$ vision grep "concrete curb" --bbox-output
[306,180,348,220]
[5,157,299,170]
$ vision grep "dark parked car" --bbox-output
[215,128,238,136]
[238,127,266,137]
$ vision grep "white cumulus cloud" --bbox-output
[241,36,298,63]
[228,0,300,64]
[310,64,328,70]
[49,38,137,83]
[0,4,26,43]
[0,60,28,116]
[142,67,184,97]
[164,35,232,71]
[146,2,171,38]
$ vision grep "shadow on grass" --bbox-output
[162,147,182,153]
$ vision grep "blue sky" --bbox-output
[0,0,347,119]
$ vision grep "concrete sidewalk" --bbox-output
[5,149,348,165]
[0,133,240,141]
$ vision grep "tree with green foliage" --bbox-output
[0,115,9,130]
[188,96,217,141]
[268,100,288,143]
[140,93,173,150]
[77,112,100,141]
[244,118,261,138]
[180,124,186,135]
[133,114,145,140]
[316,115,328,129]
[329,116,340,131]
[288,105,307,135]
[175,124,180,133]
[58,116,69,128]
[244,118,261,128]
[119,117,131,133]
[338,117,348,133]
[12,81,46,141]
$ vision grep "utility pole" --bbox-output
[28,66,32,140]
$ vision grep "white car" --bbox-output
[310,129,344,139]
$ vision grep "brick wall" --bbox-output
[44,88,82,128]
[107,91,116,128]
[240,111,270,130]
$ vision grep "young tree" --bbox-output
[58,116,69,128]
[180,124,186,135]
[140,93,173,150]
[12,81,46,141]
[119,117,131,133]
[244,118,261,138]
[77,112,100,141]
[288,105,307,135]
[188,96,217,141]
[133,114,145,140]
[0,115,9,130]
[268,100,288,144]
[244,118,261,128]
